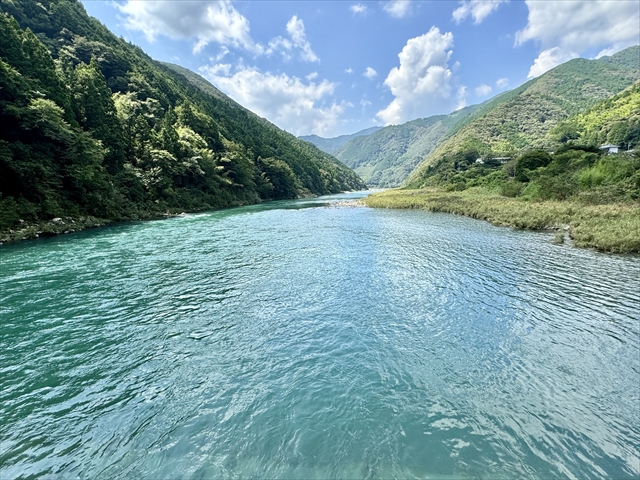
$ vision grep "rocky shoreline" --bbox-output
[0,216,110,244]
[0,194,364,245]
[327,199,366,208]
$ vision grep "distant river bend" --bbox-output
[1,192,639,479]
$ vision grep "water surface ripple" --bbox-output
[1,192,639,479]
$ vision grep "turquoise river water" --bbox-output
[1,191,639,479]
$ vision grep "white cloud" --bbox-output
[455,86,467,110]
[361,98,372,107]
[201,64,345,136]
[204,63,232,76]
[475,84,492,96]
[118,1,258,54]
[267,15,319,62]
[496,77,509,89]
[595,46,622,59]
[384,0,412,18]
[211,45,230,62]
[306,72,319,81]
[350,4,368,15]
[452,0,507,24]
[377,27,456,125]
[526,47,579,78]
[345,68,353,74]
[517,1,639,77]
[364,67,378,79]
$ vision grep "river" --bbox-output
[1,191,639,479]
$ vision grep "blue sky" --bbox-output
[81,1,640,137]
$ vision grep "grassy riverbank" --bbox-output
[364,188,640,253]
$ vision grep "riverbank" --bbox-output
[0,216,112,244]
[0,192,361,244]
[0,210,205,244]
[363,187,640,253]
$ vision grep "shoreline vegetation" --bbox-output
[0,191,334,244]
[363,187,640,254]
[0,198,303,245]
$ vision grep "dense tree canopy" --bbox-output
[0,0,365,232]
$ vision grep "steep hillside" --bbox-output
[550,81,640,148]
[158,62,365,193]
[299,127,382,156]
[397,87,640,207]
[0,0,364,237]
[406,46,640,187]
[335,104,482,187]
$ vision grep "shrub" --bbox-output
[515,150,552,182]
[500,181,524,197]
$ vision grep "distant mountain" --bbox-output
[406,46,640,187]
[333,104,483,187]
[299,126,382,155]
[0,0,365,236]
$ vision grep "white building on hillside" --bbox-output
[600,144,619,154]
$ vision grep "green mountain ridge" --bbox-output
[333,104,484,187]
[407,46,640,187]
[364,77,640,253]
[299,127,382,156]
[321,46,638,188]
[0,0,365,237]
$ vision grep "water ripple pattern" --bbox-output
[1,192,639,479]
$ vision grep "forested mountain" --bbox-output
[398,78,640,210]
[299,127,382,156]
[330,46,638,188]
[332,104,482,187]
[0,0,365,236]
[406,46,639,187]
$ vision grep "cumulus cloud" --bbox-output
[455,86,467,110]
[118,0,258,53]
[201,64,345,136]
[345,68,353,74]
[267,15,319,62]
[211,45,230,62]
[204,63,232,76]
[517,0,639,77]
[377,27,457,125]
[496,77,509,89]
[475,84,492,96]
[526,47,579,78]
[350,4,368,15]
[452,0,507,24]
[364,67,378,79]
[384,0,412,18]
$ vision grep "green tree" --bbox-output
[73,58,126,173]
[259,157,299,199]
[515,150,552,182]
